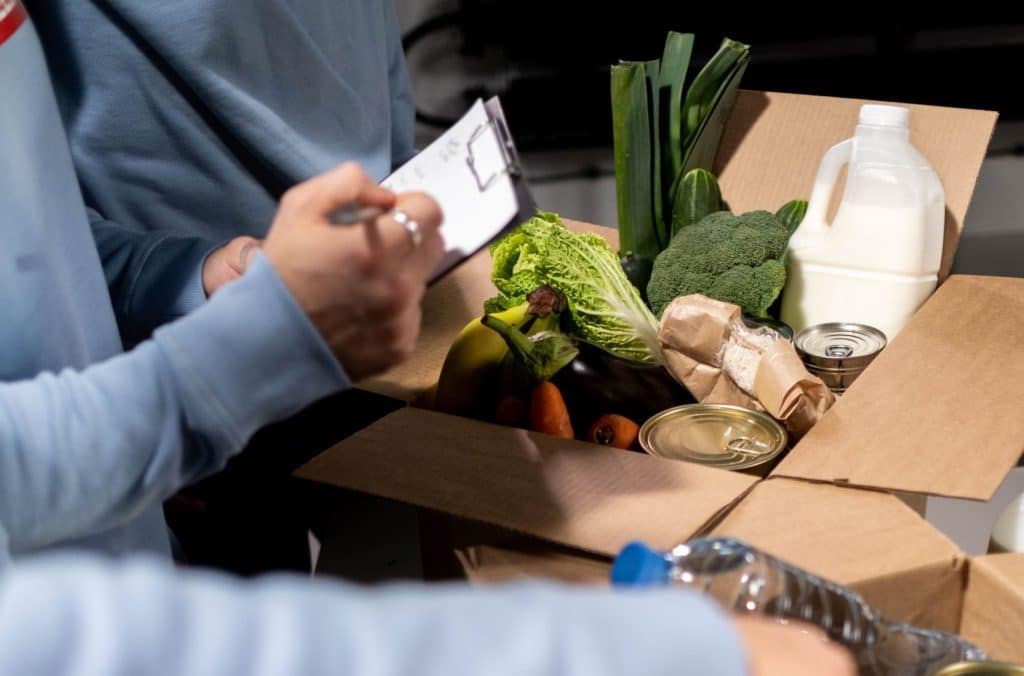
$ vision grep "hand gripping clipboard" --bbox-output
[381,97,536,284]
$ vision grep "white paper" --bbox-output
[383,99,520,280]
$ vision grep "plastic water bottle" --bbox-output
[612,537,986,675]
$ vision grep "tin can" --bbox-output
[934,662,1024,676]
[742,315,795,343]
[795,322,887,395]
[639,404,788,476]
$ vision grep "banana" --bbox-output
[434,303,531,418]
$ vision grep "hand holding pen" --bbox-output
[254,163,444,380]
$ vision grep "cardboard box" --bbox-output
[295,91,1021,653]
[356,90,995,404]
[772,274,1024,500]
[960,553,1024,663]
[708,478,966,632]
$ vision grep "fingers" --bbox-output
[394,192,444,235]
[375,298,422,364]
[279,166,445,281]
[362,191,446,276]
[271,164,446,311]
[203,236,262,295]
[733,617,856,676]
[235,237,263,273]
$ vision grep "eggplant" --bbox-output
[619,252,654,302]
[552,340,695,432]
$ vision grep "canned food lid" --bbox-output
[795,323,887,369]
[741,315,795,343]
[639,404,787,470]
[934,662,1024,676]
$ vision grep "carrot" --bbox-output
[587,414,640,450]
[495,395,527,427]
[529,381,574,439]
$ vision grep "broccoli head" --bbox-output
[647,210,791,317]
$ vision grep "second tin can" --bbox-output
[795,322,887,395]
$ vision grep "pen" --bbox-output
[329,204,389,226]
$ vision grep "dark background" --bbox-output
[404,6,1024,151]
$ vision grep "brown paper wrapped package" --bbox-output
[659,295,835,438]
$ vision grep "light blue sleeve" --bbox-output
[0,554,749,676]
[383,1,417,168]
[0,254,347,555]
[88,209,222,342]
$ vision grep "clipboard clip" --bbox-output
[466,115,523,192]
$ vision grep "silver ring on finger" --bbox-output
[391,209,422,250]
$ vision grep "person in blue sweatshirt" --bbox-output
[0,0,441,562]
[0,5,857,675]
[27,1,415,245]
[25,1,428,566]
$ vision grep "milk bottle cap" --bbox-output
[859,104,910,128]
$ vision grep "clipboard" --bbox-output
[382,97,536,284]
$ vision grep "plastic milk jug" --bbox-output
[781,105,945,341]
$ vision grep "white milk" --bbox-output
[781,105,945,341]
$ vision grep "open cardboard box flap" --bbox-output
[446,476,968,632]
[448,476,1001,638]
[960,553,1024,663]
[709,478,966,631]
[774,275,1024,500]
[717,91,995,281]
[296,407,757,558]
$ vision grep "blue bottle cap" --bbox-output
[611,541,672,587]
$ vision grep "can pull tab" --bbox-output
[825,343,854,358]
[726,437,773,457]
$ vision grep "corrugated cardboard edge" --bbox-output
[295,407,757,559]
[455,540,612,586]
[960,553,1024,662]
[773,275,1024,501]
[445,479,964,632]
[850,557,966,634]
[447,475,968,631]
[452,478,763,586]
[718,91,997,280]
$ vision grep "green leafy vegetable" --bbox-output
[613,32,749,264]
[612,62,659,261]
[488,213,662,364]
[658,32,695,199]
[669,38,750,202]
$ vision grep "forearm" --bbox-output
[0,255,347,552]
[0,555,748,676]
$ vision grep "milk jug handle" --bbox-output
[803,139,853,229]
